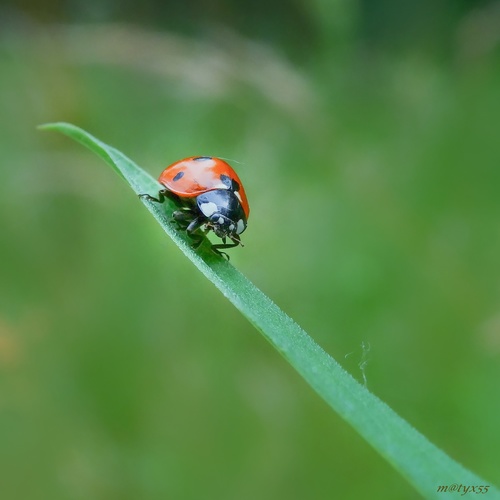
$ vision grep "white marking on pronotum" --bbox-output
[236,219,245,234]
[199,202,218,217]
[234,191,242,203]
[218,217,224,225]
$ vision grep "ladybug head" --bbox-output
[197,189,247,240]
[208,213,242,240]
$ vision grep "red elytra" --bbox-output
[158,156,250,219]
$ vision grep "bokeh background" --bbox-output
[1,1,500,498]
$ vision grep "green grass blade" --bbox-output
[39,122,499,499]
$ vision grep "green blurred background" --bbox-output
[1,1,500,498]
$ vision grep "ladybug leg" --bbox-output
[211,238,241,260]
[139,189,182,204]
[185,216,206,249]
[163,190,184,204]
[172,209,197,229]
[211,240,240,251]
[139,189,167,203]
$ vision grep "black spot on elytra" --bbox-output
[220,174,240,192]
[220,174,232,188]
[173,171,184,181]
[193,156,212,161]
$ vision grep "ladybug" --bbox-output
[140,156,249,258]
